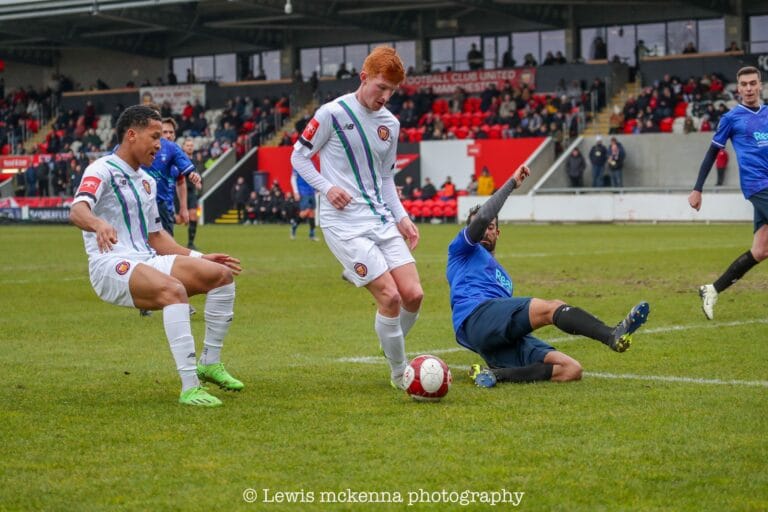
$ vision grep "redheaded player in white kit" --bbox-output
[291,47,422,389]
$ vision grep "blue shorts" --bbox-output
[299,194,316,211]
[749,189,768,232]
[158,201,175,235]
[459,297,555,368]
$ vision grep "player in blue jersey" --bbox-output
[143,117,199,236]
[290,168,319,241]
[447,166,650,387]
[688,66,768,320]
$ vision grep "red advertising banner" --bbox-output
[403,68,536,95]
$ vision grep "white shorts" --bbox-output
[323,222,415,287]
[88,254,177,307]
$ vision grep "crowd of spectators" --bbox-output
[1,78,63,155]
[614,72,734,135]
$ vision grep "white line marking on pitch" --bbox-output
[337,318,768,388]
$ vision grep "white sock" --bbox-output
[375,312,407,381]
[201,282,235,365]
[163,303,198,392]
[400,306,420,337]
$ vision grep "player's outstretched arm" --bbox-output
[466,165,530,243]
[689,144,720,211]
[70,202,117,253]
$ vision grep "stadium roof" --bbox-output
[0,0,762,66]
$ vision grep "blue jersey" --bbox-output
[446,228,514,347]
[712,104,768,198]
[292,169,315,197]
[142,138,194,207]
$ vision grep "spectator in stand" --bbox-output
[565,147,586,188]
[682,42,697,54]
[449,87,467,113]
[593,36,607,60]
[467,174,479,196]
[607,138,626,187]
[683,117,696,134]
[399,99,418,128]
[589,136,608,187]
[699,115,713,132]
[609,105,624,135]
[715,148,728,186]
[477,167,495,195]
[215,121,237,144]
[69,163,83,197]
[641,118,659,133]
[480,83,499,112]
[245,190,260,225]
[401,175,418,200]
[467,43,484,70]
[523,53,537,67]
[336,63,352,79]
[231,176,250,224]
[725,41,740,52]
[501,49,515,68]
[24,163,37,197]
[186,68,196,83]
[542,52,556,66]
[37,160,50,197]
[555,51,567,65]
[421,177,437,200]
[439,176,457,201]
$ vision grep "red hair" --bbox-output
[362,46,405,84]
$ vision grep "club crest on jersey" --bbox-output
[353,262,368,278]
[377,125,390,141]
[142,180,151,195]
[302,118,319,141]
[115,261,131,275]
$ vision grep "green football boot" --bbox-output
[197,362,244,391]
[179,386,222,407]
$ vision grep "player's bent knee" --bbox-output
[157,280,189,306]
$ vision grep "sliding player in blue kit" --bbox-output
[689,66,768,320]
[447,165,650,387]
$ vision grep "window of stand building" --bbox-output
[750,15,768,53]
[299,41,416,79]
[512,31,540,66]
[251,50,280,80]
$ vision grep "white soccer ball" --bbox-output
[403,354,452,402]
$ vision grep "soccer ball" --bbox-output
[403,354,452,402]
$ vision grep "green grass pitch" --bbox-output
[0,222,766,511]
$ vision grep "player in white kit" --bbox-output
[291,46,423,389]
[70,105,243,407]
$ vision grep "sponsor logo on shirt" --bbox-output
[78,176,101,196]
[495,269,511,292]
[302,118,320,141]
[115,261,131,275]
[343,123,354,130]
[354,262,368,278]
[754,131,768,146]
[142,179,151,195]
[377,125,390,141]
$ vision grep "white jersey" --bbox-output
[292,93,402,228]
[73,154,161,262]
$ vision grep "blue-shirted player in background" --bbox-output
[689,66,768,320]
[290,168,319,241]
[138,115,200,317]
[447,165,650,387]
[149,117,199,235]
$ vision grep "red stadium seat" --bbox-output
[460,112,473,127]
[674,102,688,118]
[455,126,469,139]
[660,117,674,133]
[471,112,484,127]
